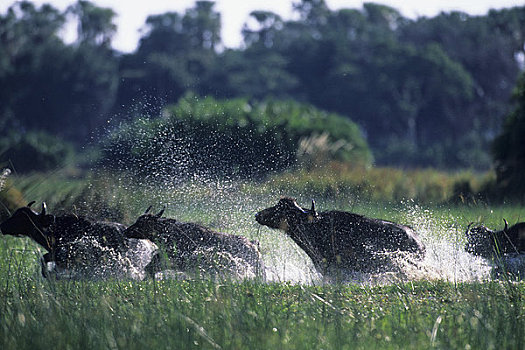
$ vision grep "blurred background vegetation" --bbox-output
[1,0,525,204]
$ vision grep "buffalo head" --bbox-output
[255,197,317,231]
[1,202,55,250]
[125,206,166,240]
[465,219,524,259]
[464,223,497,258]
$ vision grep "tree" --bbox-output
[68,0,117,48]
[263,3,478,167]
[182,1,221,50]
[492,72,525,200]
[401,10,525,139]
[0,1,118,144]
[100,95,372,179]
[115,2,222,116]
[293,0,330,27]
[242,11,283,48]
[0,1,66,132]
[208,11,298,100]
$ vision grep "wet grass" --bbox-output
[0,251,524,350]
[1,171,525,349]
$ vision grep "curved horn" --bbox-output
[503,218,508,231]
[311,199,317,215]
[155,207,165,218]
[144,205,153,214]
[40,202,47,216]
[27,201,36,208]
[465,222,474,236]
[292,201,307,214]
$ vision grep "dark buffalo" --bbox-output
[124,207,265,280]
[255,198,425,277]
[465,220,525,259]
[0,201,55,251]
[0,201,127,254]
[1,202,157,280]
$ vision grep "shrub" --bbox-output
[492,72,525,201]
[247,162,489,204]
[0,131,74,173]
[100,95,372,179]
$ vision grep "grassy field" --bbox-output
[1,170,524,349]
[1,272,523,349]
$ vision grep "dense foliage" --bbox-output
[0,1,118,143]
[100,95,372,178]
[492,72,525,201]
[1,0,525,172]
[0,131,74,173]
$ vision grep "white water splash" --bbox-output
[44,238,158,281]
[400,203,493,283]
[262,234,322,284]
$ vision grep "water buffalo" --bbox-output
[124,207,266,280]
[1,202,157,280]
[255,198,425,277]
[0,201,128,254]
[0,201,55,251]
[465,220,525,259]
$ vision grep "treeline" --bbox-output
[1,0,525,170]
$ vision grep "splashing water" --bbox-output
[397,203,493,283]
[259,230,323,284]
[42,153,516,284]
[41,180,523,284]
[44,237,158,281]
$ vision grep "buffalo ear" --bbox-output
[155,207,165,218]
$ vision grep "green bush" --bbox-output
[0,131,74,173]
[100,95,372,179]
[492,72,525,201]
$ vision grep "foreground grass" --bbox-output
[1,212,524,349]
[1,262,523,350]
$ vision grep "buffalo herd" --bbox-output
[0,202,265,281]
[1,197,524,281]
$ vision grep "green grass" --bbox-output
[1,268,523,349]
[1,171,525,349]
